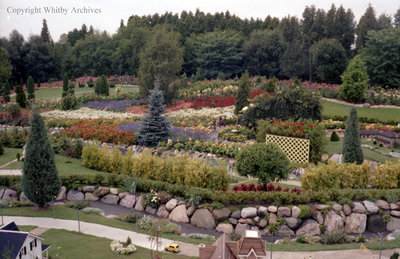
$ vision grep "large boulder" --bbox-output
[235,223,250,236]
[187,206,196,217]
[145,205,157,215]
[165,199,177,211]
[285,217,302,230]
[238,218,254,225]
[231,210,241,219]
[375,200,389,210]
[258,219,268,228]
[268,206,278,213]
[55,186,67,201]
[291,206,301,218]
[156,205,169,218]
[352,202,366,214]
[96,187,109,197]
[82,186,95,192]
[296,219,321,237]
[19,192,28,202]
[110,188,119,195]
[324,211,345,234]
[191,209,215,228]
[367,214,386,232]
[345,213,367,234]
[313,211,324,224]
[276,225,295,236]
[343,204,352,216]
[241,207,257,218]
[332,204,343,212]
[2,189,17,200]
[67,190,84,201]
[84,192,99,201]
[258,206,268,217]
[216,223,234,234]
[277,207,291,217]
[386,217,400,232]
[169,205,189,223]
[229,218,238,225]
[120,194,136,208]
[101,194,119,205]
[269,213,277,224]
[391,211,400,217]
[134,195,144,211]
[363,201,379,214]
[213,208,231,221]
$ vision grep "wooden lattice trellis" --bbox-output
[266,134,310,164]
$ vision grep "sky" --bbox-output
[0,0,398,41]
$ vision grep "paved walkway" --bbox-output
[7,216,400,258]
[0,169,22,176]
[321,97,400,110]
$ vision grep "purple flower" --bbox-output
[83,99,146,112]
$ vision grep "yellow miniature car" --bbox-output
[165,243,180,253]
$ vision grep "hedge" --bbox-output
[322,114,399,125]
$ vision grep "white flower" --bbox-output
[168,106,237,120]
[41,107,141,120]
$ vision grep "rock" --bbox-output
[156,205,169,218]
[315,204,329,210]
[258,206,268,217]
[0,189,4,199]
[376,200,389,210]
[191,208,215,228]
[254,216,260,222]
[343,204,352,216]
[386,217,400,232]
[145,205,157,215]
[110,188,119,195]
[19,192,28,201]
[2,189,17,200]
[96,187,109,197]
[285,217,302,230]
[241,207,257,218]
[390,203,400,210]
[363,103,371,108]
[258,219,268,228]
[277,225,295,236]
[213,207,231,221]
[268,206,278,213]
[331,154,342,163]
[229,218,238,225]
[231,210,241,219]
[269,213,277,224]
[84,192,99,201]
[134,195,144,211]
[119,192,128,199]
[363,200,379,214]
[56,186,67,201]
[352,202,366,214]
[165,199,178,211]
[169,205,189,223]
[313,211,324,224]
[277,207,291,217]
[82,186,95,192]
[339,211,345,218]
[296,219,321,237]
[324,211,345,234]
[238,218,254,225]
[187,205,196,217]
[332,204,343,212]
[321,153,329,162]
[67,190,84,201]
[119,194,136,208]
[216,223,234,234]
[235,223,250,236]
[101,194,119,205]
[292,206,301,218]
[367,214,385,232]
[391,211,400,217]
[345,213,367,234]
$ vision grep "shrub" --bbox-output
[342,108,363,164]
[61,94,80,111]
[161,220,181,234]
[66,200,91,210]
[6,103,21,118]
[117,214,142,224]
[15,85,26,108]
[330,131,339,142]
[87,78,94,88]
[188,233,214,240]
[372,160,400,189]
[355,235,366,243]
[137,215,156,230]
[235,71,250,114]
[321,230,348,245]
[0,142,3,155]
[339,55,369,102]
[121,177,137,194]
[390,252,399,259]
[236,143,290,185]
[218,126,255,142]
[298,205,310,219]
[81,207,103,215]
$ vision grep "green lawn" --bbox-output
[324,136,398,163]
[0,148,22,166]
[321,100,400,122]
[11,85,139,101]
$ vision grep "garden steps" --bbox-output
[29,227,48,236]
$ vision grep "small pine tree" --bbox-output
[2,81,10,102]
[94,77,101,95]
[330,131,339,141]
[37,79,41,88]
[0,142,4,155]
[235,71,251,114]
[62,73,69,97]
[26,76,35,100]
[339,55,369,102]
[21,109,61,207]
[100,75,109,96]
[87,78,94,88]
[68,82,75,95]
[342,108,363,164]
[137,78,170,147]
[15,85,26,108]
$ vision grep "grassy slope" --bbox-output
[0,148,22,166]
[321,100,400,122]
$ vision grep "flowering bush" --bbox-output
[168,106,237,120]
[144,190,160,209]
[110,239,136,255]
[41,107,140,120]
[218,126,255,142]
[231,183,301,195]
[0,112,30,127]
[83,98,146,112]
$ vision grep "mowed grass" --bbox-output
[11,85,139,101]
[0,148,22,166]
[321,100,400,122]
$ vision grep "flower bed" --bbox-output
[232,183,301,195]
[41,107,140,120]
[218,126,255,142]
[82,98,146,112]
[110,240,136,255]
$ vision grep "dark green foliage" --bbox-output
[60,94,79,111]
[0,142,3,155]
[21,109,61,207]
[62,73,68,97]
[2,81,10,102]
[15,84,26,108]
[361,28,400,88]
[26,76,35,100]
[242,87,322,128]
[235,71,250,114]
[68,82,75,95]
[330,131,339,142]
[137,80,170,147]
[6,103,21,117]
[395,8,400,27]
[236,143,290,184]
[99,75,109,96]
[0,47,12,83]
[356,4,378,50]
[40,19,52,44]
[94,77,101,95]
[262,79,276,93]
[339,55,369,102]
[321,230,348,244]
[311,39,347,84]
[37,80,40,88]
[390,252,399,259]
[342,108,363,164]
[87,78,94,88]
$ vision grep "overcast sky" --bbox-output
[0,0,398,41]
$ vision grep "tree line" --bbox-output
[0,4,399,90]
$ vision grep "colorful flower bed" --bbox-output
[0,112,30,127]
[231,183,302,195]
[41,107,140,120]
[218,126,255,142]
[264,120,316,138]
[110,239,136,255]
[83,98,146,112]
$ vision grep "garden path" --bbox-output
[0,159,18,169]
[321,97,400,110]
[0,169,22,175]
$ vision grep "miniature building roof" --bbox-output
[377,131,398,138]
[359,130,379,135]
[0,231,28,258]
[1,221,20,231]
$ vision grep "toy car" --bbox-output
[165,243,180,253]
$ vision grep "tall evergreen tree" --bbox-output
[26,76,35,100]
[137,78,170,147]
[235,71,250,114]
[15,84,26,108]
[395,7,400,27]
[40,19,53,44]
[342,107,363,164]
[62,73,68,97]
[100,75,109,96]
[2,81,10,103]
[339,55,369,102]
[22,109,61,207]
[94,77,101,95]
[356,4,378,50]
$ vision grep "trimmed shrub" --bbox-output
[339,55,369,102]
[372,160,400,189]
[330,131,339,142]
[342,108,363,164]
[235,70,250,114]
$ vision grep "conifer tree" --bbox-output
[27,76,35,100]
[2,81,10,103]
[235,71,251,114]
[100,75,109,96]
[62,73,68,97]
[15,84,26,108]
[22,109,61,207]
[342,107,363,164]
[137,78,170,146]
[37,80,41,88]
